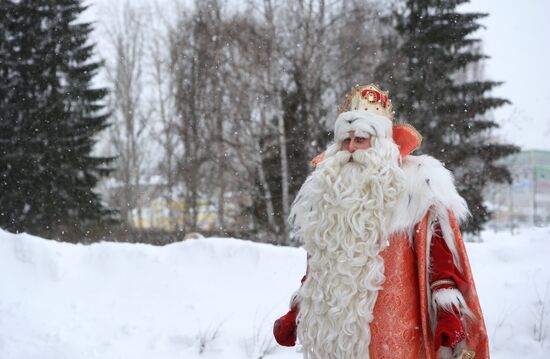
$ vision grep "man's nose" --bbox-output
[348,141,356,153]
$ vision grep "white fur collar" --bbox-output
[389,155,469,267]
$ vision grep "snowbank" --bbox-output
[1,227,549,358]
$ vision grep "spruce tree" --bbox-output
[378,0,518,233]
[0,0,112,237]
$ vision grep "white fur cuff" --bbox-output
[289,289,300,309]
[437,346,453,359]
[437,340,466,359]
[432,288,474,319]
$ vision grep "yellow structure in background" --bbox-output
[130,197,239,232]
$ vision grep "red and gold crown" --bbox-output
[311,83,423,165]
[337,84,394,119]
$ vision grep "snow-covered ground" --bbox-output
[1,227,549,359]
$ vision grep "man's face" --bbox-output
[341,131,371,153]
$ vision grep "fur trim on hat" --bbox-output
[334,111,392,142]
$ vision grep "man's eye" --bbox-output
[356,137,367,143]
[343,139,351,144]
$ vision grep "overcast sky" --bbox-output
[462,0,550,151]
[85,0,550,152]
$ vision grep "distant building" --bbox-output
[485,150,550,229]
[130,195,245,233]
[99,177,251,234]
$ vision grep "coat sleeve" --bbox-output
[273,257,308,347]
[430,221,470,351]
[430,222,469,293]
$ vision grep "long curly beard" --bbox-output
[290,145,404,359]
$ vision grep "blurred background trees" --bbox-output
[0,0,518,243]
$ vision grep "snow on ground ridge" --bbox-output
[1,227,549,358]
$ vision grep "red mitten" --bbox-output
[434,307,466,351]
[273,305,298,347]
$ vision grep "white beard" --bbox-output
[290,145,405,359]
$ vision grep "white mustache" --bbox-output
[334,149,374,165]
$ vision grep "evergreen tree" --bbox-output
[0,0,112,237]
[378,0,518,233]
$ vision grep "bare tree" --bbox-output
[103,2,150,226]
[169,1,229,233]
[148,4,181,231]
[168,16,200,232]
[222,10,282,236]
[167,0,261,235]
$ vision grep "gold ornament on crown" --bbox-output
[337,83,394,119]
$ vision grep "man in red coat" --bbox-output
[273,84,489,359]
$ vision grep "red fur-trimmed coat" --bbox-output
[274,155,489,358]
